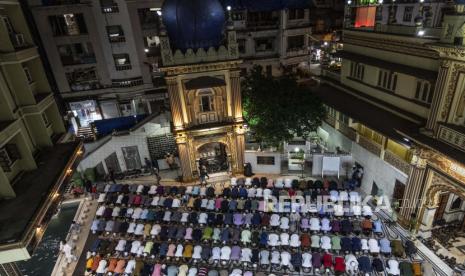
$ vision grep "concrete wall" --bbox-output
[319,122,353,153]
[244,151,281,174]
[351,143,408,200]
[78,114,171,173]
[319,123,408,200]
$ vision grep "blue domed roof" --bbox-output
[162,0,226,51]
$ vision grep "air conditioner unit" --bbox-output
[12,33,25,47]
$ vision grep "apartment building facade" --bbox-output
[0,0,82,270]
[315,0,465,237]
[26,0,167,128]
[224,0,313,76]
[26,0,315,133]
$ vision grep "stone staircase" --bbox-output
[76,126,96,141]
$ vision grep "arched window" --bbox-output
[198,90,214,112]
[451,197,463,210]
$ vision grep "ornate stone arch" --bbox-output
[424,173,465,207]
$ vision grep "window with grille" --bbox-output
[377,70,397,92]
[326,106,337,118]
[42,112,50,126]
[2,17,14,33]
[349,62,364,81]
[113,53,131,70]
[288,9,305,20]
[147,134,177,160]
[23,66,33,84]
[107,25,125,43]
[403,6,413,22]
[255,37,274,52]
[287,35,304,52]
[238,39,246,54]
[0,144,21,172]
[414,80,433,103]
[199,90,214,112]
[232,11,244,21]
[48,13,87,36]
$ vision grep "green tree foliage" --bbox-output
[242,66,326,145]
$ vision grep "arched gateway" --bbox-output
[159,0,245,181]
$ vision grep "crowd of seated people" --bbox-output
[85,177,429,276]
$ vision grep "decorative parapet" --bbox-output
[167,46,234,65]
[358,135,382,156]
[160,29,239,66]
[438,124,465,152]
[384,150,410,175]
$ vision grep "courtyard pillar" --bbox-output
[425,60,450,132]
[175,134,193,182]
[398,149,427,227]
[417,205,437,239]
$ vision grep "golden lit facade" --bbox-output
[316,1,465,237]
[159,14,245,181]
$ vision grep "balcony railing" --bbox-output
[286,47,308,56]
[375,24,442,38]
[60,55,96,66]
[358,135,382,156]
[69,80,103,92]
[384,150,410,175]
[326,115,336,127]
[246,21,279,29]
[338,122,357,141]
[115,64,132,71]
[322,69,341,82]
[345,23,444,38]
[112,77,143,88]
[109,36,125,43]
[101,4,119,13]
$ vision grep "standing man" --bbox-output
[144,157,152,171]
[108,168,116,184]
[146,157,161,183]
[84,177,92,194]
[199,164,209,185]
[165,153,176,170]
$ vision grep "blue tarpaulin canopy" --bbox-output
[93,115,147,137]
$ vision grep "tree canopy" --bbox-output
[242,66,326,145]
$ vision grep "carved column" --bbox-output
[166,77,184,130]
[230,70,243,121]
[233,125,245,174]
[426,61,450,132]
[176,134,193,182]
[398,148,428,226]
